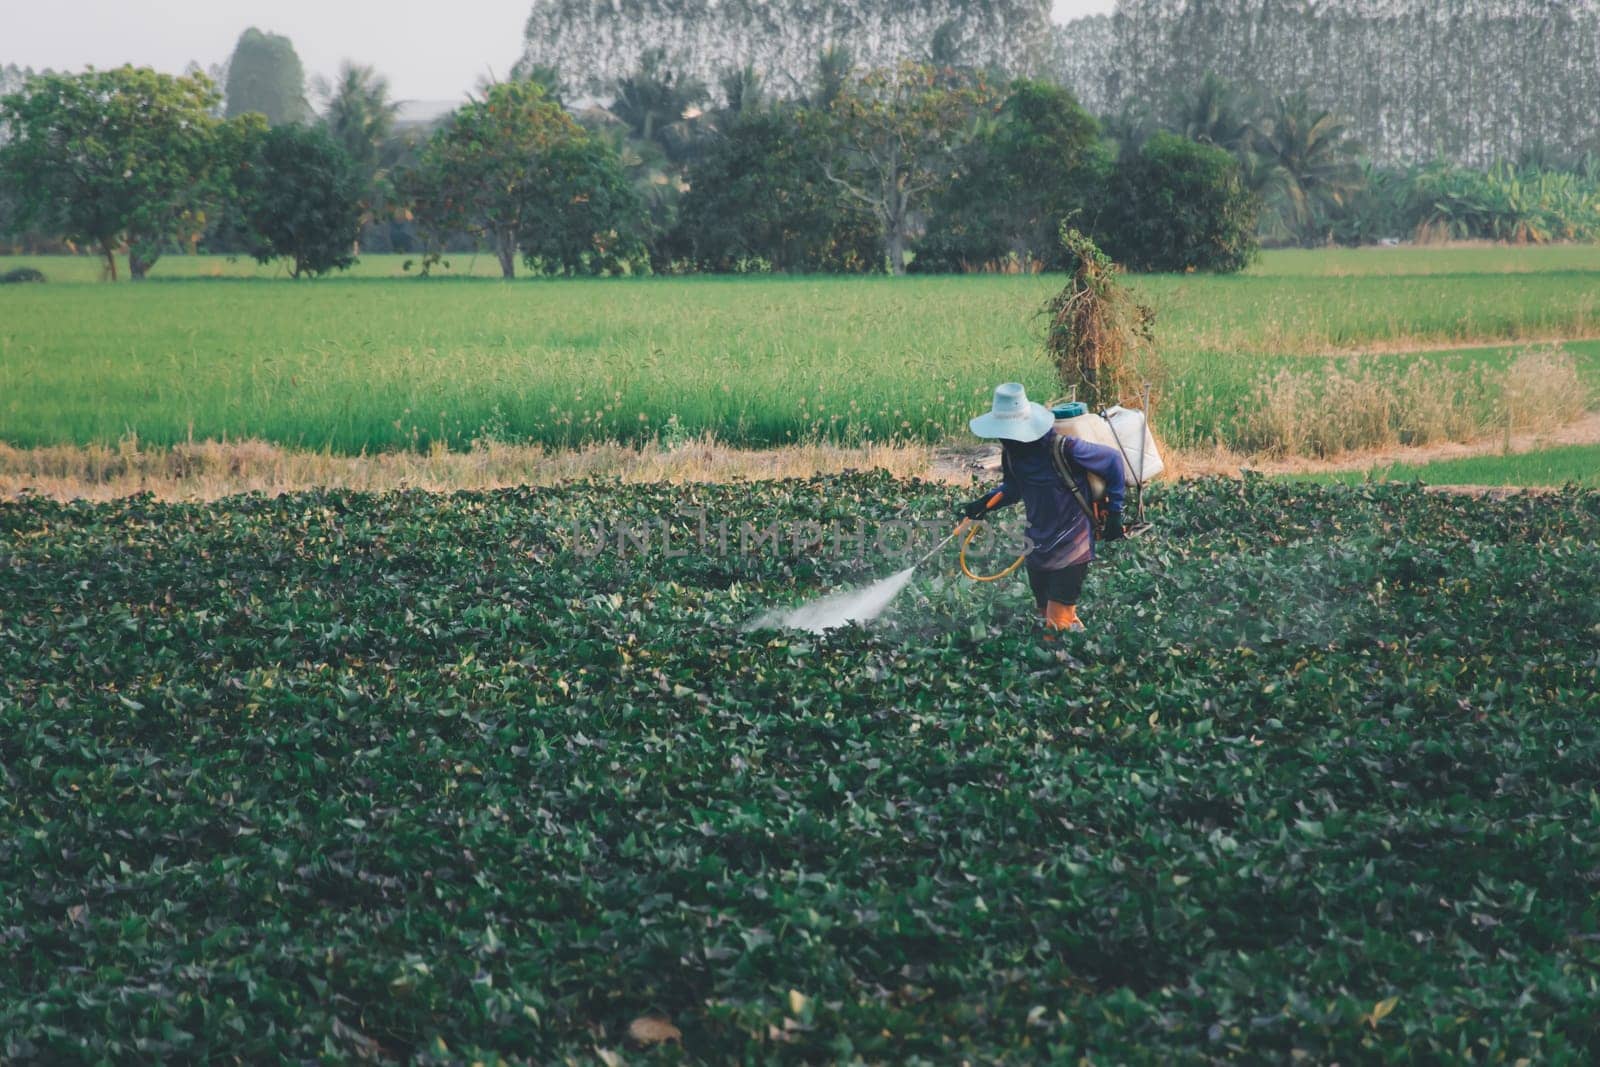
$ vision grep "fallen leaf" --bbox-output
[1365,995,1399,1028]
[627,1015,682,1046]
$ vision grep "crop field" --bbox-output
[4,478,1599,1061]
[2,248,1597,457]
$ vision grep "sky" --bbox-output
[6,0,1119,104]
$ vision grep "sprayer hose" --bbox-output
[958,521,1028,583]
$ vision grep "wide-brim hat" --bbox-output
[969,382,1055,442]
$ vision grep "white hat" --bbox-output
[969,382,1055,442]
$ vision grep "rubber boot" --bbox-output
[1043,601,1085,633]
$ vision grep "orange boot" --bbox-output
[1043,601,1085,633]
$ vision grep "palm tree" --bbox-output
[808,46,853,110]
[718,65,766,119]
[1253,91,1365,246]
[514,63,567,108]
[318,62,400,180]
[316,62,402,251]
[1171,73,1256,155]
[1102,98,1159,163]
[610,49,708,165]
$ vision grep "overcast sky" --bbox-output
[7,0,1118,103]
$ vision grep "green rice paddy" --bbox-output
[1,248,1596,454]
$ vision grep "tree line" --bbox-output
[1056,0,1600,169]
[3,25,1597,281]
[0,40,1255,279]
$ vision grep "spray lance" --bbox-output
[906,510,1025,582]
[749,496,1024,633]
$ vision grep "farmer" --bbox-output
[960,383,1126,633]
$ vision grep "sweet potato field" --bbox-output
[3,478,1599,1062]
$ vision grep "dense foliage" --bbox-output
[3,478,1598,1061]
[514,0,1055,104]
[673,107,879,273]
[913,80,1108,274]
[1102,133,1259,273]
[235,124,365,279]
[5,46,1599,276]
[222,27,311,127]
[407,82,644,279]
[1055,0,1600,168]
[825,63,995,275]
[0,67,238,280]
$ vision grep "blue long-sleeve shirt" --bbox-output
[990,430,1126,569]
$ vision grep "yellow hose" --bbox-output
[957,520,1027,583]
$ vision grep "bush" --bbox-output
[1101,132,1258,273]
[0,267,45,284]
[1407,161,1600,244]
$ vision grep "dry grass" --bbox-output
[1235,347,1587,458]
[1043,230,1161,409]
[0,435,941,502]
[1170,411,1600,479]
[8,410,1599,503]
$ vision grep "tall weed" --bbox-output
[1238,347,1585,457]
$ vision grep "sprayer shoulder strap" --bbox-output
[1050,436,1098,522]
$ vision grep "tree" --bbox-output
[827,62,993,274]
[0,67,232,279]
[610,49,708,166]
[0,64,32,100]
[518,137,647,275]
[224,28,310,125]
[807,46,853,110]
[236,124,363,277]
[1101,97,1160,163]
[1253,91,1364,246]
[583,118,685,264]
[675,106,878,273]
[317,62,402,243]
[1101,132,1259,273]
[1168,73,1257,156]
[915,78,1107,272]
[406,82,642,278]
[717,65,767,119]
[318,62,400,181]
[515,64,567,108]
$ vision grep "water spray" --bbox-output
[748,517,1023,634]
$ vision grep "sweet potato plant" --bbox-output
[3,478,1598,1062]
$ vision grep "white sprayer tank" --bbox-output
[1054,405,1166,490]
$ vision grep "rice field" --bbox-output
[1,248,1597,455]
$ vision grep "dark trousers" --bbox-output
[1026,562,1088,611]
